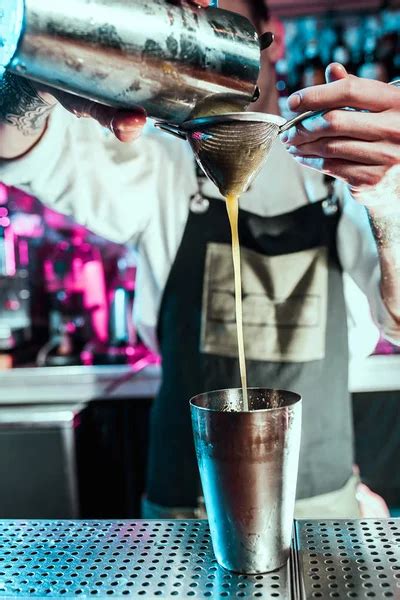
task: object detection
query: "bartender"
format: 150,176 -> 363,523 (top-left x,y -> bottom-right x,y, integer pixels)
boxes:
0,0 -> 400,519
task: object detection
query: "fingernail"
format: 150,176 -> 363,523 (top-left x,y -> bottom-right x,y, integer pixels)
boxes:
280,132 -> 289,143
287,145 -> 298,154
288,92 -> 302,111
115,128 -> 142,143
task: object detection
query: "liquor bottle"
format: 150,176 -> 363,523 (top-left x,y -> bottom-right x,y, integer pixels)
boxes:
331,23 -> 351,72
346,20 -> 365,77
301,38 -> 326,88
379,9 -> 400,82
392,33 -> 400,80
275,57 -> 289,98
376,32 -> 397,82
358,32 -> 388,82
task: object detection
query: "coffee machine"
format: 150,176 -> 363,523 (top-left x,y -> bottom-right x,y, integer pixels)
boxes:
37,226 -> 108,367
82,246 -> 141,366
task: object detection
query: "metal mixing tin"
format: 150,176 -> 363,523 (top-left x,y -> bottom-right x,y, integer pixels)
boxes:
5,0 -> 262,124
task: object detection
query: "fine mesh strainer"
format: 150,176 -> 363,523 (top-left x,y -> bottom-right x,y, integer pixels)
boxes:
156,110 -> 323,197
157,78 -> 400,197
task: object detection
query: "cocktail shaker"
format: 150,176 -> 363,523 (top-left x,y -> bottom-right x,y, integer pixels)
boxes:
0,0 -> 268,124
191,388 -> 302,574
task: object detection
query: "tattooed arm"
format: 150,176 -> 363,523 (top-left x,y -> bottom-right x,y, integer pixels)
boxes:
0,73 -> 54,133
0,73 -> 56,159
0,73 -> 147,159
367,194 -> 400,328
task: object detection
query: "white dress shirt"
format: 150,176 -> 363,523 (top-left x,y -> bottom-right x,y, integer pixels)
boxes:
0,106 -> 392,355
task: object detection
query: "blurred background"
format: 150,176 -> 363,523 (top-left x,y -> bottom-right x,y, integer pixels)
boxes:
1,0 -> 400,520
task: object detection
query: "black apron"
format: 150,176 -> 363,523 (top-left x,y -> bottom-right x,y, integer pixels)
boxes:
146,186 -> 354,508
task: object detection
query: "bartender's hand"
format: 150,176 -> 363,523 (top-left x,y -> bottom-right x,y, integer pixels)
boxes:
283,64 -> 400,330
0,0 -> 212,159
281,63 -> 400,198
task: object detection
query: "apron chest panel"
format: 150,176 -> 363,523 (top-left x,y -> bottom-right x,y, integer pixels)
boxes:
201,242 -> 328,363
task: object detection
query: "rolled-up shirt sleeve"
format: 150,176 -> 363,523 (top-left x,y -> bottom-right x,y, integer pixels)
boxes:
337,183 -> 400,344
0,106 -> 159,244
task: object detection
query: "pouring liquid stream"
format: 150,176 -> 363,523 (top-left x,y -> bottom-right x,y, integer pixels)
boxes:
225,193 -> 249,411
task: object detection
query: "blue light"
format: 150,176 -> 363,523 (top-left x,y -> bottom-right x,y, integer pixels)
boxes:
0,0 -> 24,76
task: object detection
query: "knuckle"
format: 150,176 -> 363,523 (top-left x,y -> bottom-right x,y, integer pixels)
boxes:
364,168 -> 382,187
343,77 -> 357,102
352,176 -> 368,189
324,110 -> 341,131
375,112 -> 398,142
325,140 -> 341,157
392,129 -> 400,145
295,125 -> 310,140
348,168 -> 380,189
375,138 -> 400,165
388,114 -> 400,144
385,149 -> 400,166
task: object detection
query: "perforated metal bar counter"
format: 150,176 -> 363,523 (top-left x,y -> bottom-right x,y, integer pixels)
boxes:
0,520 -> 399,599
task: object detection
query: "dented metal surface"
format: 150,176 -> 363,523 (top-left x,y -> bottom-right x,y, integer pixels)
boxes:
191,388 -> 302,574
9,0 -> 261,123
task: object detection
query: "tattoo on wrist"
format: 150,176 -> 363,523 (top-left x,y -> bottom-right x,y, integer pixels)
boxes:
368,212 -> 400,248
0,73 -> 52,135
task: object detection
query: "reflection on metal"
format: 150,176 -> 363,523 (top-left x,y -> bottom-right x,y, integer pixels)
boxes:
0,519 -> 399,598
0,520 -> 289,598
9,0 -> 260,124
0,0 -> 24,75
191,388 -> 302,574
295,519 -> 400,599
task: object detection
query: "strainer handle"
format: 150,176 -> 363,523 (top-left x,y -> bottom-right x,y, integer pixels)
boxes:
279,110 -> 327,133
154,122 -> 187,140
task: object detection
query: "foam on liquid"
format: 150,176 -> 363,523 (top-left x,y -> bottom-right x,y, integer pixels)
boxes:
225,193 -> 249,411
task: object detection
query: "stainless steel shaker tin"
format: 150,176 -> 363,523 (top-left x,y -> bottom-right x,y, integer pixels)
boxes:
191,388 -> 302,574
8,0 -> 261,124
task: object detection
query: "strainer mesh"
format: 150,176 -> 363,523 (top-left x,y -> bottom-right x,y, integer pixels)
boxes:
186,119 -> 280,197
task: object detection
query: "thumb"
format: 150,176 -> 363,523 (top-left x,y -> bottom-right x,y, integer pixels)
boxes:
325,62 -> 349,84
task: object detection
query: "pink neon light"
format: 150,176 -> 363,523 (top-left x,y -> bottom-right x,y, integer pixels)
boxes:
4,226 -> 16,276
18,239 -> 29,267
191,131 -> 203,141
0,185 -> 7,205
81,349 -> 93,366
83,260 -> 108,342
65,322 -> 77,334
11,214 -> 44,238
